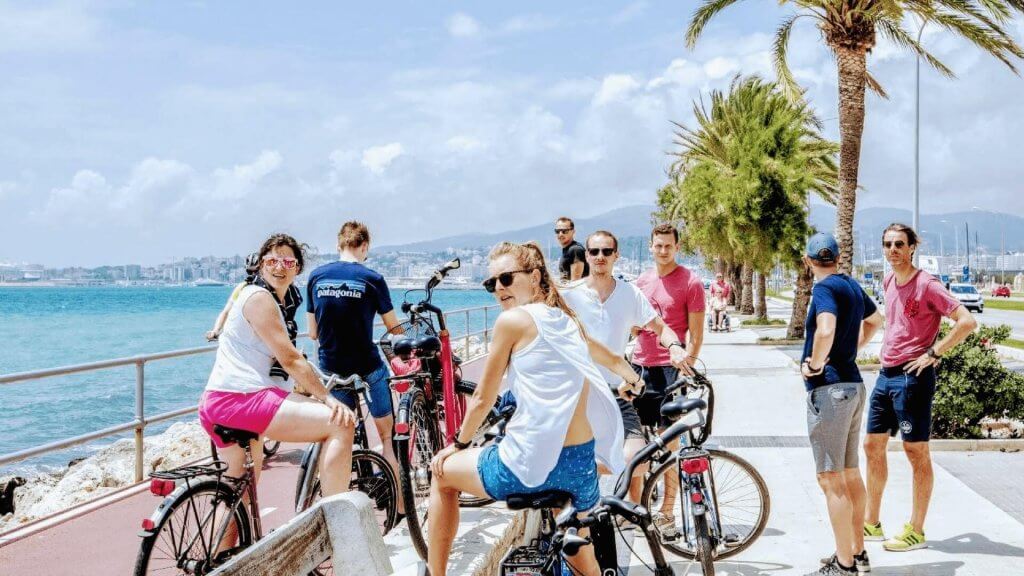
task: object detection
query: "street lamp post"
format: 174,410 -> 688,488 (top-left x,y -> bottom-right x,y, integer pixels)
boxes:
913,19 -> 927,265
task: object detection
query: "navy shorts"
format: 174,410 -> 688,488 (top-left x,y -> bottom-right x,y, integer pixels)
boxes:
478,439 -> 600,511
630,364 -> 679,429
331,364 -> 394,418
866,365 -> 936,442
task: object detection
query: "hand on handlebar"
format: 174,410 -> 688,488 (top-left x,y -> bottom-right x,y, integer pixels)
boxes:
618,378 -> 644,400
323,395 -> 356,428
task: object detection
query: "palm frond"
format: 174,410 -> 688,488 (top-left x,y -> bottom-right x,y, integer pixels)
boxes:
877,20 -> 956,77
686,0 -> 748,48
773,15 -> 807,102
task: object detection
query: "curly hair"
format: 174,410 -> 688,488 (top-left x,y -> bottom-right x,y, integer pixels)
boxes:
257,233 -> 307,274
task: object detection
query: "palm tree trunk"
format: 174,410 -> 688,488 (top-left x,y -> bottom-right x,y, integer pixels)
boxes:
740,263 -> 754,315
728,262 -> 740,307
754,272 -> 768,320
787,264 -> 813,339
833,46 -> 869,275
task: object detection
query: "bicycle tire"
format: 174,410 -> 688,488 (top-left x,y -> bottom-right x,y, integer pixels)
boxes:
134,479 -> 252,576
641,449 -> 769,560
299,450 -> 400,535
693,512 -> 716,576
396,388 -> 443,560
295,443 -> 321,512
263,439 -> 281,457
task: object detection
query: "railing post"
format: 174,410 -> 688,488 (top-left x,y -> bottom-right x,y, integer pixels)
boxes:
135,360 -> 145,482
464,309 -> 471,357
483,306 -> 490,353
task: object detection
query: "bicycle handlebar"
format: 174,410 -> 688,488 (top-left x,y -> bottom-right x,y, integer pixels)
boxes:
308,362 -> 366,393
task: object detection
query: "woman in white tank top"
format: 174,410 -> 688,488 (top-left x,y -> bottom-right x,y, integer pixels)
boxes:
197,234 -> 358,522
426,242 -> 642,576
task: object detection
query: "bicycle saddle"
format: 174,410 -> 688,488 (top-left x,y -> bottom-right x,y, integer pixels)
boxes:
213,424 -> 260,447
660,397 -> 707,421
506,490 -> 572,510
455,378 -> 477,396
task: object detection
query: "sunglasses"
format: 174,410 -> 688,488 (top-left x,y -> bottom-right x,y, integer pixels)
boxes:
587,248 -> 615,257
882,240 -> 907,249
262,255 -> 298,269
554,228 -> 573,234
482,269 -> 534,293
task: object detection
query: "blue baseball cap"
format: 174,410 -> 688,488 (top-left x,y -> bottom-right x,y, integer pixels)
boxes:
806,232 -> 839,263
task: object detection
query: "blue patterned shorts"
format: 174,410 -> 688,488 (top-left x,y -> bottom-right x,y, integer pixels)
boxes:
477,439 -> 600,511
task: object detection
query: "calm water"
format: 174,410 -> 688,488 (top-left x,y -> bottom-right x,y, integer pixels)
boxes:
0,286 -> 495,475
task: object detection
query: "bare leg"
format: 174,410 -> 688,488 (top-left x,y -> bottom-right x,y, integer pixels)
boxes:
903,442 -> 933,533
623,438 -> 647,503
817,472 -> 855,567
427,448 -> 488,576
372,413 -> 403,513
264,393 -> 356,496
863,433 -> 889,526
659,436 -> 680,515
844,467 -> 867,554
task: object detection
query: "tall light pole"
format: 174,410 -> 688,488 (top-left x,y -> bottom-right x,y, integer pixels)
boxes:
913,18 -> 927,265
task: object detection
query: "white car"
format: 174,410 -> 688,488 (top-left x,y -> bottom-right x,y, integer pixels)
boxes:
949,283 -> 984,313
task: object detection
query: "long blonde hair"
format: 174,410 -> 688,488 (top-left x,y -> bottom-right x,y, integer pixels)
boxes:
488,241 -> 588,339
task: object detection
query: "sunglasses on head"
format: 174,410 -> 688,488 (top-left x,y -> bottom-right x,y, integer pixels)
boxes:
587,248 -> 615,257
554,228 -> 573,234
882,240 -> 907,249
482,269 -> 534,293
262,255 -> 298,269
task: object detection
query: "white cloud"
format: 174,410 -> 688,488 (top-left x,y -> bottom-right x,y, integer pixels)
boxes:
446,13 -> 482,38
500,14 -> 557,34
446,136 -> 484,153
594,74 -> 641,105
546,77 -> 600,101
361,143 -> 405,175
211,151 -> 283,199
0,4 -> 101,53
610,2 -> 649,25
704,57 -> 739,79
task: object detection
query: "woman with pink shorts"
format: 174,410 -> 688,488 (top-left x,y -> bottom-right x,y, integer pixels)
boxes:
199,233 -> 356,501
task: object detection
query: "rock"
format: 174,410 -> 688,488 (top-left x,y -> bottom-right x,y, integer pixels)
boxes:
0,477 -> 26,515
0,421 -> 209,534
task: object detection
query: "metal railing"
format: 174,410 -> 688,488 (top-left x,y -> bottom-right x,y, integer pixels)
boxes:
0,304 -> 499,480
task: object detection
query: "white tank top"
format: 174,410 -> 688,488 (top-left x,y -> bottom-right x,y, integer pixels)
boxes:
206,284 -> 291,394
497,303 -> 625,487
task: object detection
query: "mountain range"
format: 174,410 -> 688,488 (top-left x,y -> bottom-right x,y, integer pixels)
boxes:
377,204 -> 1024,255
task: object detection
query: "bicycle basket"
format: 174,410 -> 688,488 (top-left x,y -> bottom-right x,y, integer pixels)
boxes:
378,317 -> 437,361
500,544 -> 546,576
150,460 -> 229,481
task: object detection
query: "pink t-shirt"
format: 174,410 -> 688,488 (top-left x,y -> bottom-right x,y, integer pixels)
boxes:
881,270 -> 962,367
633,265 -> 706,367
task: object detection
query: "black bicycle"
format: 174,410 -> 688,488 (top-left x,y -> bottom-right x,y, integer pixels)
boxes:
293,366 -> 400,536
499,396 -> 712,576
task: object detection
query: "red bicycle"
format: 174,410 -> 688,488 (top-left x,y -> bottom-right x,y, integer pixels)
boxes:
379,258 -> 501,559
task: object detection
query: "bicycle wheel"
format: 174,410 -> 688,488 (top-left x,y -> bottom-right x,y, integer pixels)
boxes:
300,450 -> 399,535
693,512 -> 716,576
134,479 -> 252,576
396,389 -> 443,560
263,439 -> 281,457
641,449 -> 769,560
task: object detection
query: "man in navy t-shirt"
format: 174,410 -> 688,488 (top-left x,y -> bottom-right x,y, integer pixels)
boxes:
307,221 -> 403,504
800,232 -> 884,576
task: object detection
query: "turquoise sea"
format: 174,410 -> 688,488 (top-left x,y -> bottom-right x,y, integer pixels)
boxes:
0,286 -> 496,475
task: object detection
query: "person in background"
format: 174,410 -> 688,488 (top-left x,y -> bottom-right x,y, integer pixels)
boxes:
800,232 -> 883,576
863,223 -> 977,552
709,272 -> 731,331
555,216 -> 589,282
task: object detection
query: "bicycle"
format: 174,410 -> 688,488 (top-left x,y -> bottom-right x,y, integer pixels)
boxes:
499,395 -> 712,576
640,378 -> 770,567
377,257 -> 488,558
293,367 -> 399,536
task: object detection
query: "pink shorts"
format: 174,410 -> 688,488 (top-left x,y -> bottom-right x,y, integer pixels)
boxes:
199,388 -> 289,448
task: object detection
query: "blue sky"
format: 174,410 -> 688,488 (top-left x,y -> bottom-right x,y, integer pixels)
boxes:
2,1 -> 1023,266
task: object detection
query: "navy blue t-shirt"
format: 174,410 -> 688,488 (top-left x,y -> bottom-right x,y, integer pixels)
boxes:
802,274 -> 877,391
306,261 -> 393,377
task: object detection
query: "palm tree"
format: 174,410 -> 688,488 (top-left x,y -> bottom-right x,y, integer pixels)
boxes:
660,76 -> 838,336
686,0 -> 1024,274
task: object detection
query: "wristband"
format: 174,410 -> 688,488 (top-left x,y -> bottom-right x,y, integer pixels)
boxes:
927,347 -> 941,359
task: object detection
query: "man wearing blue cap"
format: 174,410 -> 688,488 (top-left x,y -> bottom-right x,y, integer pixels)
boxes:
802,232 -> 884,575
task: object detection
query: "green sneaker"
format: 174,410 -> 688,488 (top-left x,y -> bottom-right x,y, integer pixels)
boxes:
883,523 -> 926,551
863,522 -> 885,542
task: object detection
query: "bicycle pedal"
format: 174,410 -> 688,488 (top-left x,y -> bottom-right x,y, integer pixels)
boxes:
722,533 -> 742,548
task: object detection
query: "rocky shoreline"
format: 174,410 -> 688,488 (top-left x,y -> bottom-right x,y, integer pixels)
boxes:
0,421 -> 209,534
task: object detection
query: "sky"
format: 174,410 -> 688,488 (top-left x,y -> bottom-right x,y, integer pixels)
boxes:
2,1 -> 1023,267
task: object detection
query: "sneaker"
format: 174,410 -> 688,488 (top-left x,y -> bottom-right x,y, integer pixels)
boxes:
806,555 -> 856,576
863,521 -> 885,542
883,523 -> 926,552
820,551 -> 871,573
652,512 -> 680,540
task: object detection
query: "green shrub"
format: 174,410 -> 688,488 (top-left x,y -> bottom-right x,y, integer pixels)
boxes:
933,323 -> 1024,439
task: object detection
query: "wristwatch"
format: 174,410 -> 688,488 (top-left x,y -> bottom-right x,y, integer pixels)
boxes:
668,341 -> 684,351
452,429 -> 470,450
927,347 -> 941,359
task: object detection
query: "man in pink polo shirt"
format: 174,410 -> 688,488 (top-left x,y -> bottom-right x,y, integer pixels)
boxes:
863,223 -> 976,553
632,223 -> 705,538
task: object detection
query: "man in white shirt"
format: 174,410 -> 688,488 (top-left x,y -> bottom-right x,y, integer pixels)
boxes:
562,230 -> 688,504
